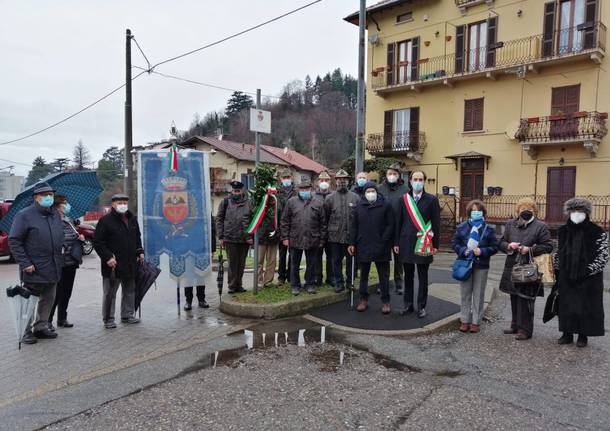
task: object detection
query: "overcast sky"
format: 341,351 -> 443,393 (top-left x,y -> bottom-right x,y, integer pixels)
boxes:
0,1 -> 369,176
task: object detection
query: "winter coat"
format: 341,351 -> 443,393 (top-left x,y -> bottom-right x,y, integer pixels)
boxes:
452,221 -> 499,270
61,217 -> 82,267
554,219 -> 608,336
315,189 -> 331,201
216,196 -> 252,244
324,190 -> 360,244
394,191 -> 441,264
498,218 -> 553,297
93,209 -> 144,279
280,195 -> 327,250
350,185 -> 365,197
278,185 -> 295,237
9,204 -> 64,284
349,194 -> 394,262
258,212 -> 279,245
378,180 -> 409,206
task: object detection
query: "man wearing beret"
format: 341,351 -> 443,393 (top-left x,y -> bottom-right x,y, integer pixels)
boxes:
9,182 -> 65,344
94,194 -> 144,328
216,181 -> 253,293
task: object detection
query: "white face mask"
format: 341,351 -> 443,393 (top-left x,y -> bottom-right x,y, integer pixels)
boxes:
570,211 -> 586,224
365,191 -> 377,203
387,174 -> 398,184
318,181 -> 330,191
115,204 -> 128,214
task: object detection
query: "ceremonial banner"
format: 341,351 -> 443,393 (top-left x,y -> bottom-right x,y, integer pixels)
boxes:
138,150 -> 212,286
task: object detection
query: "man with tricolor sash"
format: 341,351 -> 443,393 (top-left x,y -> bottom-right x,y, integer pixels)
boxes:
393,171 -> 441,318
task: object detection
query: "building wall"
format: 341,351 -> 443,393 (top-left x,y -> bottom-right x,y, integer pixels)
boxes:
0,174 -> 24,199
364,0 -> 610,199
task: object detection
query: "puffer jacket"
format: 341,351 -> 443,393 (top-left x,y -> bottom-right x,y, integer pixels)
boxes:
280,195 -> 327,250
324,190 -> 359,244
216,196 -> 252,244
9,203 -> 64,284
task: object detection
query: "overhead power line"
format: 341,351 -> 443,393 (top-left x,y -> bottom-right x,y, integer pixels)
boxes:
132,36 -> 152,71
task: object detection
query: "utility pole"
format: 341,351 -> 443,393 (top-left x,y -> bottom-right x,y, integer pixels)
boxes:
124,29 -> 134,209
355,0 -> 366,173
253,89 -> 261,295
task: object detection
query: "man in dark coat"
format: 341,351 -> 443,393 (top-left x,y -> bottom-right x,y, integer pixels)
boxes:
349,182 -> 394,314
325,169 -> 359,292
314,171 -> 334,286
555,198 -> 608,348
378,163 -> 409,295
394,171 -> 441,318
216,181 -> 252,293
277,169 -> 295,284
280,178 -> 327,295
94,193 -> 144,329
350,171 -> 368,197
9,182 -> 64,343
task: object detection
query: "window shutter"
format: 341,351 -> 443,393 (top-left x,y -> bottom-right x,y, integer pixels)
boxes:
384,110 -> 394,150
551,87 -> 565,115
551,85 -> 580,115
486,17 -> 498,67
542,2 -> 556,57
409,107 -> 420,150
583,0 -> 598,49
387,43 -> 395,86
473,98 -> 484,131
565,85 -> 580,114
410,37 -> 420,81
455,25 -> 465,73
464,100 -> 474,131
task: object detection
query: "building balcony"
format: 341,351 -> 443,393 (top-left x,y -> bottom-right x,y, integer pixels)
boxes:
366,131 -> 427,161
455,0 -> 494,15
372,22 -> 606,94
515,111 -> 608,159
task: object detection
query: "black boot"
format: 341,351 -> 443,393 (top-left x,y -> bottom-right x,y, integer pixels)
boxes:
557,333 -> 573,345
576,335 -> 588,348
184,302 -> 192,311
198,300 -> 209,309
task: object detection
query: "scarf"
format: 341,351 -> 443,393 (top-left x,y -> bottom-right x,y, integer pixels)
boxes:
560,219 -> 591,283
467,219 -> 484,250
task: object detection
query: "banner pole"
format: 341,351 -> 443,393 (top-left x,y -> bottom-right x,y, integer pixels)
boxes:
176,280 -> 181,316
253,89 -> 261,295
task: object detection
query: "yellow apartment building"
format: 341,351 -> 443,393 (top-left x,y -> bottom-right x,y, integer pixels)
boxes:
345,0 -> 610,227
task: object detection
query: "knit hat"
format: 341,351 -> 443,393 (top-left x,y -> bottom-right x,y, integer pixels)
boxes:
564,197 -> 592,215
362,181 -> 378,191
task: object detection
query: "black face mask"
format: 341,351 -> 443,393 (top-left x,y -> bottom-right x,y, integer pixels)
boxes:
520,210 -> 533,221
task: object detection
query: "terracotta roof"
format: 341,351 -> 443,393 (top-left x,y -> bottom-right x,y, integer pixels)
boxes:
182,136 -> 288,165
261,145 -> 327,174
344,0 -> 415,24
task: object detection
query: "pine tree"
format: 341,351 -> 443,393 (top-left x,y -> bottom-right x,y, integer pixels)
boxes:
225,91 -> 254,118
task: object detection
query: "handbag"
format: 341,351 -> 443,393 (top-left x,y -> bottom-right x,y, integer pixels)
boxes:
543,284 -> 559,323
533,253 -> 555,285
511,249 -> 540,285
452,255 -> 474,281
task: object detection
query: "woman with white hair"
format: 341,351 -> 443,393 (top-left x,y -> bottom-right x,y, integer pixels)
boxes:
554,198 -> 609,348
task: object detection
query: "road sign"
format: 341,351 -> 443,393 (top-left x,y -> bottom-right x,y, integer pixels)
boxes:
249,108 -> 271,134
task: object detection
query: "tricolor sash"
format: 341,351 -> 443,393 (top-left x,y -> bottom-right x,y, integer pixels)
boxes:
403,194 -> 434,256
246,186 -> 278,235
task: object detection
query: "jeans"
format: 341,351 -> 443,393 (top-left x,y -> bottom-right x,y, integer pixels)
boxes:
459,268 -> 489,325
49,265 -> 78,323
329,242 -> 354,288
403,263 -> 430,310
290,247 -> 318,289
102,277 -> 136,322
359,261 -> 390,304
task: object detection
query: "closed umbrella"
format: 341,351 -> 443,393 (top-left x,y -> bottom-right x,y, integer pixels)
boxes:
135,260 -> 161,314
0,171 -> 103,233
6,285 -> 39,350
217,248 -> 225,300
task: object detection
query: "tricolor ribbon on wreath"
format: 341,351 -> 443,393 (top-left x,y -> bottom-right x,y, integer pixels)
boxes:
403,194 -> 434,256
246,186 -> 278,235
169,144 -> 179,172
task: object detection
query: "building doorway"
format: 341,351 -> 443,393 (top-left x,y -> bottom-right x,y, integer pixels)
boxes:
546,166 -> 576,223
460,158 -> 485,217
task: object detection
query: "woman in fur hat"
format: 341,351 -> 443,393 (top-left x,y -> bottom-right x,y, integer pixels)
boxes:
554,198 -> 609,347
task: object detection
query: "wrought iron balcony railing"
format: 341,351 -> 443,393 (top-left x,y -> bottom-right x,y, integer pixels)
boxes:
372,22 -> 606,92
515,111 -> 608,158
455,0 -> 493,9
366,131 -> 426,160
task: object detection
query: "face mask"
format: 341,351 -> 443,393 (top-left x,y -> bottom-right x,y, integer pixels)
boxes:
520,210 -> 533,221
357,178 -> 367,187
318,182 -> 330,191
299,191 -> 311,200
281,179 -> 292,187
64,203 -> 72,215
231,193 -> 242,201
337,180 -> 349,190
411,181 -> 424,192
470,210 -> 484,221
115,204 -> 128,214
570,211 -> 586,224
39,196 -> 54,207
386,174 -> 398,184
365,191 -> 377,203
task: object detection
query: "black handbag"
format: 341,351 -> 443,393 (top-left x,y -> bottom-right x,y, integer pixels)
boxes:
543,284 -> 559,323
511,249 -> 540,285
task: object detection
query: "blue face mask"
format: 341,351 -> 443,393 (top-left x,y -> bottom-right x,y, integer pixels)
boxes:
39,195 -> 54,207
411,181 -> 424,192
470,210 -> 484,221
299,191 -> 311,200
281,180 -> 292,188
64,203 -> 72,214
356,178 -> 367,187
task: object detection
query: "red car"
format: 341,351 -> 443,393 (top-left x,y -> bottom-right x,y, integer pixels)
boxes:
0,201 -> 13,258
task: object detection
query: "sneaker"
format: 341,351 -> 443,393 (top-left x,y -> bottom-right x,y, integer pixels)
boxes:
306,286 -> 317,294
381,303 -> 391,314
121,317 -> 141,324
576,335 -> 588,348
417,308 -> 427,319
356,300 -> 368,312
184,302 -> 193,311
198,300 -> 209,309
57,320 -> 74,328
104,321 -> 117,329
33,328 -> 58,339
459,323 -> 470,333
21,332 -> 38,345
469,324 -> 480,333
558,333 -> 573,345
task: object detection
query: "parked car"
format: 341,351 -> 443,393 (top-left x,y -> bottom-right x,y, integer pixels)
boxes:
0,201 -> 14,259
74,219 -> 95,255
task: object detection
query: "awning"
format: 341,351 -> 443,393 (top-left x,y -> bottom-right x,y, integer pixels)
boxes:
445,151 -> 491,170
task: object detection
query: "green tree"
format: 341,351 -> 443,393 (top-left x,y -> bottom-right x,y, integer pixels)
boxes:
25,157 -> 54,186
225,91 -> 253,118
51,157 -> 70,172
101,146 -> 124,172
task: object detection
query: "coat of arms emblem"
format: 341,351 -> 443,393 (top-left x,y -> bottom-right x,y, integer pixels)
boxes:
161,176 -> 189,225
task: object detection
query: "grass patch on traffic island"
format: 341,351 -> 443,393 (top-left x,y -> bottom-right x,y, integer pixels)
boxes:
229,284 -> 337,304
